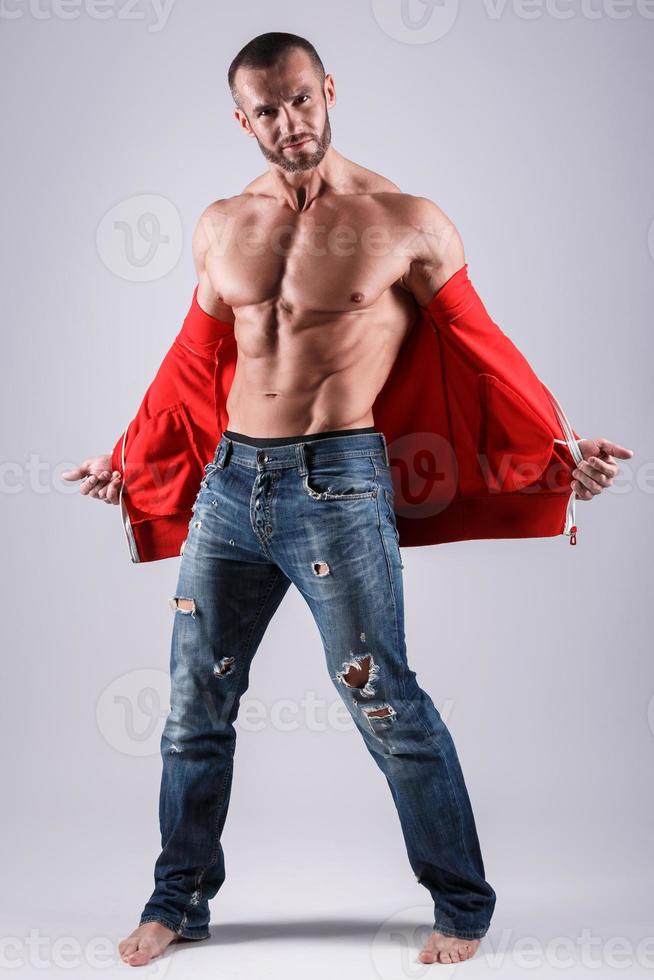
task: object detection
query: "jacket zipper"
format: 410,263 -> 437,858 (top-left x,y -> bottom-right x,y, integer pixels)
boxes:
543,385 -> 583,546
119,420 -> 140,562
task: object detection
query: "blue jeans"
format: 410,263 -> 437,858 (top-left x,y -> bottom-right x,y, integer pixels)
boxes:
139,429 -> 496,941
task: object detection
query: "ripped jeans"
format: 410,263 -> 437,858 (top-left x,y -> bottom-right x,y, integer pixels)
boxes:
139,429 -> 496,941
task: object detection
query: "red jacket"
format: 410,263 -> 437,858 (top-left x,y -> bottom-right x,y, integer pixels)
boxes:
111,264 -> 584,563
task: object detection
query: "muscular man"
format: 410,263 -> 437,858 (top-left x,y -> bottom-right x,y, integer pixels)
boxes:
63,32 -> 630,968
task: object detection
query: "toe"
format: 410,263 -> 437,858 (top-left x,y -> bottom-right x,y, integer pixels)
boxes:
126,945 -> 157,966
119,939 -> 139,960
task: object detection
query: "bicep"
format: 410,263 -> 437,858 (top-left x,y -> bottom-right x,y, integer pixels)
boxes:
192,202 -> 236,323
408,197 -> 465,269
192,200 -> 228,279
403,197 -> 467,303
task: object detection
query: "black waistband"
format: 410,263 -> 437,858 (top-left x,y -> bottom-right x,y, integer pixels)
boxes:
222,426 -> 377,448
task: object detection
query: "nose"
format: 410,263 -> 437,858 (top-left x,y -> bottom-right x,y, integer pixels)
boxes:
279,103 -> 308,135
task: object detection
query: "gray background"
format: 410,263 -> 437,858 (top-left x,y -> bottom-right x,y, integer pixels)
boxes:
2,0 -> 652,977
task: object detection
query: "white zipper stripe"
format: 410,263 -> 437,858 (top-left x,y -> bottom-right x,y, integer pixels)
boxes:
544,386 -> 583,465
542,384 -> 581,542
119,419 -> 140,563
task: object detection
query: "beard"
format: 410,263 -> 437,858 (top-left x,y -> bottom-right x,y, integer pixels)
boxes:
255,112 -> 332,173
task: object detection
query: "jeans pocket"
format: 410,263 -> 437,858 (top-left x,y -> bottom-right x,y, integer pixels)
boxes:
200,452 -> 227,492
382,487 -> 401,543
301,454 -> 378,501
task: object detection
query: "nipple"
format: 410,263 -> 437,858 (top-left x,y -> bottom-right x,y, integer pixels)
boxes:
351,292 -> 364,303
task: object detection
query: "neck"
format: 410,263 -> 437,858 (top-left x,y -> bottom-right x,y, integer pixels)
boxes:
268,145 -> 345,212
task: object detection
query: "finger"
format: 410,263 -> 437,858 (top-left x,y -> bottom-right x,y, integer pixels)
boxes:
572,468 -> 603,495
596,439 -> 634,459
105,474 -> 122,504
585,455 -> 617,478
577,460 -> 612,488
64,457 -> 95,482
62,466 -> 86,481
571,480 -> 593,500
89,474 -> 111,498
98,473 -> 120,502
82,471 -> 110,498
80,473 -> 99,496
95,471 -> 113,499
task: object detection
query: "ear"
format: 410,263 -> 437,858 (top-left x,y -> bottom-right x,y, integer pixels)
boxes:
233,107 -> 253,136
324,73 -> 336,108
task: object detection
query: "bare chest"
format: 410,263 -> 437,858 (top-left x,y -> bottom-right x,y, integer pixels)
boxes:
206,201 -> 414,316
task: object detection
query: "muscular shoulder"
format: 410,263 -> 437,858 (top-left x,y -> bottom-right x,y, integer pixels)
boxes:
392,194 -> 465,279
191,198 -> 245,320
192,195 -> 255,271
346,159 -> 404,194
381,193 -> 456,238
372,193 -> 466,299
193,195 -> 247,248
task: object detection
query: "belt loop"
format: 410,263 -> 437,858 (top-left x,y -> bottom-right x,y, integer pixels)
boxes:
379,431 -> 390,466
295,442 -> 308,477
217,437 -> 232,468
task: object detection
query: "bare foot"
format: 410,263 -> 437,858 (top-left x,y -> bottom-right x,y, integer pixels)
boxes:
418,930 -> 481,965
118,922 -> 179,966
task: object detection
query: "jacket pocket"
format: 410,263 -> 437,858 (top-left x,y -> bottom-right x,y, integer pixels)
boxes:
122,401 -> 207,516
478,373 -> 554,493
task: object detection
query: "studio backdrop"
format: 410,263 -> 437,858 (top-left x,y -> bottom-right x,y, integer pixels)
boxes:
1,1 -> 652,977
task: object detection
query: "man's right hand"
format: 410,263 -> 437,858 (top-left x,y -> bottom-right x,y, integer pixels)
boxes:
62,455 -> 122,504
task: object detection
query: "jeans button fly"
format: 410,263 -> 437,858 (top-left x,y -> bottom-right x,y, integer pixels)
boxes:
256,450 -> 268,464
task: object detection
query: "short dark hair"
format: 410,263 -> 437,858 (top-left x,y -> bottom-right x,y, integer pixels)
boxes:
228,32 -> 326,107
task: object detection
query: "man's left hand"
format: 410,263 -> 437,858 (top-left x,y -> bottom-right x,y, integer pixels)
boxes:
571,438 -> 634,500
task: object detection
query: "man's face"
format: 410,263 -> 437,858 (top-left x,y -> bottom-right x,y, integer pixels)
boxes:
233,48 -> 334,174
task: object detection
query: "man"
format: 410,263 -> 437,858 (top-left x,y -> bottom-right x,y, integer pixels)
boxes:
63,32 -> 632,967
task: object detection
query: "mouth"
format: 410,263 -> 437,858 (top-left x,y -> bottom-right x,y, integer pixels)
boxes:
283,137 -> 313,151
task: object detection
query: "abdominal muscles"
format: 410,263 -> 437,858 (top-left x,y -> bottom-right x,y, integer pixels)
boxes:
225,287 -> 417,437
